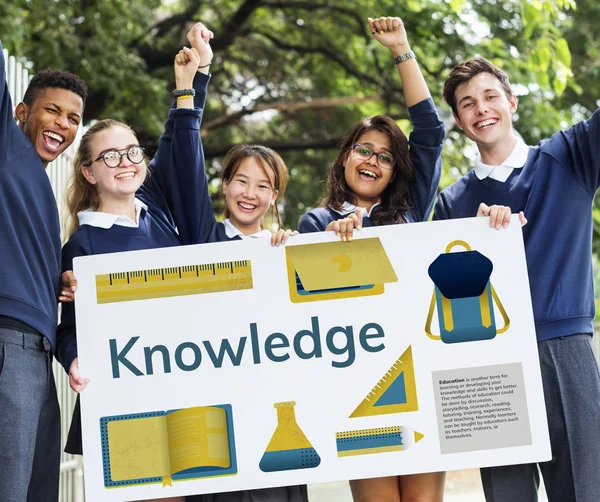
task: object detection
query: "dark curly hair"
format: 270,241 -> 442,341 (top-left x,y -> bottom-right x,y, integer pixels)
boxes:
23,69 -> 88,109
322,115 -> 414,226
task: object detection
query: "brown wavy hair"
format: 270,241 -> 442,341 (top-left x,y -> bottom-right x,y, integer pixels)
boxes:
65,119 -> 140,237
220,144 -> 289,228
322,115 -> 414,226
443,56 -> 513,115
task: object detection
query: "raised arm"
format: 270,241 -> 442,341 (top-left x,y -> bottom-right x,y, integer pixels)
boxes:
142,23 -> 218,245
370,16 -> 444,221
0,40 -> 24,163
556,108 -> 600,193
146,23 -> 212,167
369,17 -> 430,106
171,23 -> 219,244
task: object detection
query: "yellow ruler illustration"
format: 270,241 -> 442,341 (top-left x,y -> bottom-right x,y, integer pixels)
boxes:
95,260 -> 253,304
350,345 -> 418,418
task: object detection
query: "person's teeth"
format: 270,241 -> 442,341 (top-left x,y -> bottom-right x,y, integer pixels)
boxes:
44,131 -> 64,143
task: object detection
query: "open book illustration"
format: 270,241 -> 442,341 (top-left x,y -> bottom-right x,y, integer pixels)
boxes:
100,405 -> 237,488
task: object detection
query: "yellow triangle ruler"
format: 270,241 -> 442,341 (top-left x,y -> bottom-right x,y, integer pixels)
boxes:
349,345 -> 418,418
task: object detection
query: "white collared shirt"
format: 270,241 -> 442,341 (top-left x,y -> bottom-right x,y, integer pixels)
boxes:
474,138 -> 529,182
332,201 -> 381,218
223,219 -> 272,240
77,198 -> 148,229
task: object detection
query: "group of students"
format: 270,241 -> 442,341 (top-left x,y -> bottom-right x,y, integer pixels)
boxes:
1,12 -> 599,502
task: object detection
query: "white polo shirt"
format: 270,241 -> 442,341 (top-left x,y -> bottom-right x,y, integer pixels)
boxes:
223,219 -> 272,240
473,138 -> 529,182
77,198 -> 148,229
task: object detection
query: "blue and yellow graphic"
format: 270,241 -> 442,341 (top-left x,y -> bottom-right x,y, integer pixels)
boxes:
285,238 -> 397,303
426,240 -> 510,344
350,345 -> 418,418
336,425 -> 424,457
96,260 -> 253,304
259,401 -> 321,472
100,405 -> 237,488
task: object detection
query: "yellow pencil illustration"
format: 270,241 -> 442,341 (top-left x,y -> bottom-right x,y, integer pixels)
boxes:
336,425 -> 424,457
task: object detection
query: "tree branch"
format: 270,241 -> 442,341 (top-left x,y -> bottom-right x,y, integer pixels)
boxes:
201,94 -> 382,132
414,53 -> 443,81
211,0 -> 264,52
134,0 -> 262,71
204,137 -> 342,159
150,0 -> 202,39
262,1 -> 365,31
257,31 -> 381,87
129,0 -> 201,51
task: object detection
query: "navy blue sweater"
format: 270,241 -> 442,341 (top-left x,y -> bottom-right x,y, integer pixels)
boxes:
434,109 -> 600,342
0,40 -> 62,344
298,98 -> 444,232
56,73 -> 234,371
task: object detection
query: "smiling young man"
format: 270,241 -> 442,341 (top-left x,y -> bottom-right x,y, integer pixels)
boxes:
0,40 -> 87,501
434,56 -> 600,502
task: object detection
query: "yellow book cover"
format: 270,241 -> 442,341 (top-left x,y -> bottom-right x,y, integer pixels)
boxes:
100,404 -> 237,488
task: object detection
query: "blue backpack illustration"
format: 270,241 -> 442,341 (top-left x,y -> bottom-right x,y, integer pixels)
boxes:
425,240 -> 509,344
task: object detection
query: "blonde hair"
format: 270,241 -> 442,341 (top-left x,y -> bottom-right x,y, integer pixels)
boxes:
221,144 -> 289,228
65,119 -> 138,237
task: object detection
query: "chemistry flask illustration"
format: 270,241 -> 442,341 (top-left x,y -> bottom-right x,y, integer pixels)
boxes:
425,240 -> 510,343
259,401 -> 321,472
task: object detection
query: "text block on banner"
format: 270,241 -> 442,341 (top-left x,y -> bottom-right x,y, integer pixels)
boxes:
73,217 -> 550,501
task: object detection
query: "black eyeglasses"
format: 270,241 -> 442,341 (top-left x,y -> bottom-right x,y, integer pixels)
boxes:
351,143 -> 395,169
94,146 -> 145,168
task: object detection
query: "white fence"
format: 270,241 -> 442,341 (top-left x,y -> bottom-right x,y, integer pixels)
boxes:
3,46 -> 84,502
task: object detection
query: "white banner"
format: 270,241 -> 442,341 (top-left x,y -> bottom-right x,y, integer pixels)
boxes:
74,217 -> 550,501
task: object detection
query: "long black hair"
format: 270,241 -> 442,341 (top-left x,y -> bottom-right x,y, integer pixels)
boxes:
322,115 -> 414,226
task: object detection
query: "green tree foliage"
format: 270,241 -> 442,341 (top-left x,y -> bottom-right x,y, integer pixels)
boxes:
0,0 -> 594,230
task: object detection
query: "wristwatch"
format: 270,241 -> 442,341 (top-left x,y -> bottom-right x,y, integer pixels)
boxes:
393,51 -> 416,65
172,88 -> 196,98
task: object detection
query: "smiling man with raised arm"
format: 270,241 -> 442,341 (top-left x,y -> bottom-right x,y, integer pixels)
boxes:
0,40 -> 87,502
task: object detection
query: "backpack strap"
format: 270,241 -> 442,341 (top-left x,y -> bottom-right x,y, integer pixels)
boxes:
491,284 -> 510,334
425,291 -> 441,340
479,286 -> 492,327
445,240 -> 472,253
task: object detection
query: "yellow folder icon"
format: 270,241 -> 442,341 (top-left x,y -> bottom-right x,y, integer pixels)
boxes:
285,237 -> 398,303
